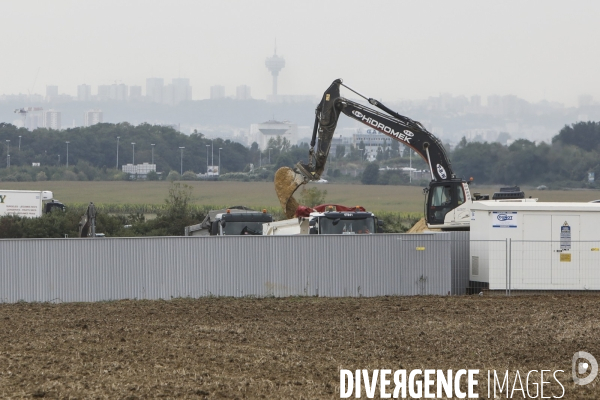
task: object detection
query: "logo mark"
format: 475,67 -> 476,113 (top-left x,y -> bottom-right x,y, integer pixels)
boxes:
497,214 -> 513,221
0,195 -> 5,203
572,351 -> 598,386
352,110 -> 363,118
436,164 -> 447,179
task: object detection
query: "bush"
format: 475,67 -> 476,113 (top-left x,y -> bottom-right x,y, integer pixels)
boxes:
146,170 -> 159,181
36,171 -> 48,181
167,171 -> 180,181
182,170 -> 197,180
16,172 -> 33,182
63,170 -> 79,181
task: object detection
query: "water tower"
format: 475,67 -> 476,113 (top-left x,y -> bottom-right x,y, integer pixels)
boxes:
265,47 -> 285,96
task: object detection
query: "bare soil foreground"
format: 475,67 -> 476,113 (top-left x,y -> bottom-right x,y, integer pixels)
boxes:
0,296 -> 599,399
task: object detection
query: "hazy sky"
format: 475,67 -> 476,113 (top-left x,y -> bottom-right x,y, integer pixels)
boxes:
0,0 -> 598,106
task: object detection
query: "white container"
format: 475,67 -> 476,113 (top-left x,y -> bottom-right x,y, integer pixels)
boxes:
470,201 -> 600,290
263,218 -> 309,235
0,190 -> 45,218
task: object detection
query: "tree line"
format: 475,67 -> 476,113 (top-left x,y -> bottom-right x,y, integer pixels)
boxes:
450,121 -> 600,187
1,121 -> 599,187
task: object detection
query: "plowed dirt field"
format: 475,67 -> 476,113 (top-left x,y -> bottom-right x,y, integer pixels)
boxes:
0,295 -> 598,399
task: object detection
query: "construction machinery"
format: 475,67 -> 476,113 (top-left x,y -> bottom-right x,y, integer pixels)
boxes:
184,206 -> 273,236
274,79 -> 527,230
263,204 -> 383,235
78,202 -> 98,238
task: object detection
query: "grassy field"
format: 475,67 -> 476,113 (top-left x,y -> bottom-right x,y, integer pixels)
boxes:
1,181 -> 599,213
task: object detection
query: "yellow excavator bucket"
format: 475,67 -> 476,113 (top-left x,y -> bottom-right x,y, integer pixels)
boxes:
274,167 -> 308,219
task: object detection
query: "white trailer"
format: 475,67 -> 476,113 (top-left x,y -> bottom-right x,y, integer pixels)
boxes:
470,201 -> 600,291
263,217 -> 310,235
0,190 -> 65,218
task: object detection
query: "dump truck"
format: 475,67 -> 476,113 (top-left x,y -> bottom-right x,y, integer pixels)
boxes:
0,190 -> 65,218
263,204 -> 383,235
184,206 -> 273,236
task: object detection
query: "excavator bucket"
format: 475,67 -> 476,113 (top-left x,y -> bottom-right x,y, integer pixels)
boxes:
274,166 -> 308,219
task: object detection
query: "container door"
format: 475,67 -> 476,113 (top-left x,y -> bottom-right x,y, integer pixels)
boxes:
522,214 -> 552,287
551,216 -> 579,286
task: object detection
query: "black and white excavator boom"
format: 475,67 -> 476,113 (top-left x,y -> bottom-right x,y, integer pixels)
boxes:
274,79 -> 479,230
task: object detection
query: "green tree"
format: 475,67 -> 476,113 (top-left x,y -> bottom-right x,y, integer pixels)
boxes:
553,121 -> 600,151
390,139 -> 400,156
267,135 -> 292,153
299,187 -> 327,207
275,152 -> 294,169
140,182 -> 197,236
167,171 -> 180,181
182,170 -> 197,180
361,163 -> 380,185
146,170 -> 159,180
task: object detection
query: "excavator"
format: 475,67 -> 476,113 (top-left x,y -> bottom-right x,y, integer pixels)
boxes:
274,79 -> 525,231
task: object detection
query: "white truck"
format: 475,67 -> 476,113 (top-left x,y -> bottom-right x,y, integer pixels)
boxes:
263,204 -> 383,235
0,190 -> 66,218
184,206 -> 274,236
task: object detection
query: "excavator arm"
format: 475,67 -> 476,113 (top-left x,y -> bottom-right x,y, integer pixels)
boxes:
275,79 -> 455,218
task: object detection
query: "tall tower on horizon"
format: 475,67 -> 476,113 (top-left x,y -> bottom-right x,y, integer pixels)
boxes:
265,45 -> 285,96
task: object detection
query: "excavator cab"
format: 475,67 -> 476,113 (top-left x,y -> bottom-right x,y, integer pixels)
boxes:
426,180 -> 466,227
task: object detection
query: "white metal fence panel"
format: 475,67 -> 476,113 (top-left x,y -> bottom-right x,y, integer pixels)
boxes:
0,233 -> 468,303
449,231 -> 470,295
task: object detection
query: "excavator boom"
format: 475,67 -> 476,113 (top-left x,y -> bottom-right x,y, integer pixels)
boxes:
274,79 -> 455,221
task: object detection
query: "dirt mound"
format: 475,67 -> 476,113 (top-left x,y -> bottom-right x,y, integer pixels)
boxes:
407,217 -> 442,233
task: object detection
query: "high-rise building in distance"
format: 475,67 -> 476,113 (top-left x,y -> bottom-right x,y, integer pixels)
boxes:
84,109 -> 103,127
129,85 -> 142,100
110,84 -> 128,101
46,85 -> 58,101
210,85 -> 225,99
236,85 -> 251,100
16,107 -> 45,131
97,85 -> 111,101
77,84 -> 91,101
172,78 -> 192,104
146,78 -> 164,103
44,109 -> 61,130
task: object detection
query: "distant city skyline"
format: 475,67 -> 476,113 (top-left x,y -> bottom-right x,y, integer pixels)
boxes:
2,81 -> 596,110
1,72 -> 597,108
0,1 -> 598,107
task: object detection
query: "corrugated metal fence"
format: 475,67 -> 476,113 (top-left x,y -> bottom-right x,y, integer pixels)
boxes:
0,232 -> 470,303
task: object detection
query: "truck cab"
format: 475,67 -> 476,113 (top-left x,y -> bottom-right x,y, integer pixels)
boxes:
45,199 -> 66,213
184,207 -> 273,236
308,209 -> 381,235
263,204 -> 383,235
212,210 -> 273,236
